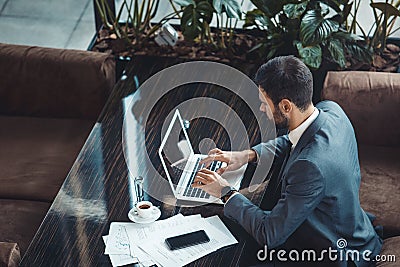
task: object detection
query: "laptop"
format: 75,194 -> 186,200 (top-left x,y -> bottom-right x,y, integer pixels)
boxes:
158,109 -> 229,204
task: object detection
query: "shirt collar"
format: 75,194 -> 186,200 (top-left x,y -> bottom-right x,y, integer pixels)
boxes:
288,108 -> 319,149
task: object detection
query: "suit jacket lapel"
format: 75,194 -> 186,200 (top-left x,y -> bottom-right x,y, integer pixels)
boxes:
280,108 -> 328,193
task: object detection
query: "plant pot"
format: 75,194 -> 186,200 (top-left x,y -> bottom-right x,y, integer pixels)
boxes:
89,23 -> 265,74
386,37 -> 400,47
312,61 -> 339,103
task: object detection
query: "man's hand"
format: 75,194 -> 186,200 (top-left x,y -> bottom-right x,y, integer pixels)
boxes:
200,148 -> 256,174
192,168 -> 230,198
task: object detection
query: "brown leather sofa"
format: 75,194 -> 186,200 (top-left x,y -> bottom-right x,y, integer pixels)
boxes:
0,43 -> 115,266
322,71 -> 400,266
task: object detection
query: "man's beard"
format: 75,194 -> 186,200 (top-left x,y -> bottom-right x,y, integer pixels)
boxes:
274,106 -> 289,130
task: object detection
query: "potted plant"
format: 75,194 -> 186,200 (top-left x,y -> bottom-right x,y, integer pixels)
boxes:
241,0 -> 374,101
92,0 -> 392,97
347,0 -> 400,72
93,0 -> 267,74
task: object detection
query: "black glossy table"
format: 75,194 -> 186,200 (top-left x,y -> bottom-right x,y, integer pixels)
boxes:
21,56 -> 275,267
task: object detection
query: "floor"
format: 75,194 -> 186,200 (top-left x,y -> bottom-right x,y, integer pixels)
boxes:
0,0 -> 95,49
0,0 -> 398,51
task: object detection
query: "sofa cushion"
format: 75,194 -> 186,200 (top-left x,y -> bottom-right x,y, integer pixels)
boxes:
0,115 -> 93,202
0,199 -> 50,256
0,43 -> 115,120
322,71 -> 400,146
376,236 -> 400,266
358,145 -> 400,239
0,242 -> 20,267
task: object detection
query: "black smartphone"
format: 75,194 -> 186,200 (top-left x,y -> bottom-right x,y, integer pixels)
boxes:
165,230 -> 210,250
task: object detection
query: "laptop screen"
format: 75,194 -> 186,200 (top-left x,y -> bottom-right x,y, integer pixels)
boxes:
159,110 -> 192,187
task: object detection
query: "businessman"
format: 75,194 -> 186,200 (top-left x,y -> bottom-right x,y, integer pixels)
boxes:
193,56 -> 382,266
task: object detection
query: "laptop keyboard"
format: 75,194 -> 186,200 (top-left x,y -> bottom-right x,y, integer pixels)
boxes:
182,159 -> 223,199
172,162 -> 186,178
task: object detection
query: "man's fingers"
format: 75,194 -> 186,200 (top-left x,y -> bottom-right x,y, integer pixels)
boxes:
200,148 -> 222,163
193,176 -> 208,186
198,168 -> 214,174
208,154 -> 230,163
199,155 -> 216,165
191,182 -> 205,188
198,169 -> 219,182
216,166 -> 227,174
195,170 -> 216,183
199,154 -> 217,165
208,148 -> 222,155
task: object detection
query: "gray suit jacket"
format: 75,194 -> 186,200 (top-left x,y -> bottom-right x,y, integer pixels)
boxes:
224,101 -> 382,266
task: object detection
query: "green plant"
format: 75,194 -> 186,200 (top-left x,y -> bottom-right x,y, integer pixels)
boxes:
95,0 -> 180,48
173,0 -> 242,49
244,0 -> 372,69
348,0 -> 400,53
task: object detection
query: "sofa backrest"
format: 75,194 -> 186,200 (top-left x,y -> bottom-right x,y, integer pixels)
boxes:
322,71 -> 400,147
0,43 -> 115,120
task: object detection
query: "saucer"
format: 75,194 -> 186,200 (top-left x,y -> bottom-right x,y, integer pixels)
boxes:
128,207 -> 161,224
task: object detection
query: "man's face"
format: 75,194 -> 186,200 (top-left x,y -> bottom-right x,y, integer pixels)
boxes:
258,88 -> 289,129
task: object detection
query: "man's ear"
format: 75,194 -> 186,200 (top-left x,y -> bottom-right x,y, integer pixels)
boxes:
279,99 -> 292,114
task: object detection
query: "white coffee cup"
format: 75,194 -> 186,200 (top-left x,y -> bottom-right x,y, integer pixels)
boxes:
136,201 -> 158,219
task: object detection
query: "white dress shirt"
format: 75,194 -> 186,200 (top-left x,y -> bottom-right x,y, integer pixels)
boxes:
288,108 -> 319,150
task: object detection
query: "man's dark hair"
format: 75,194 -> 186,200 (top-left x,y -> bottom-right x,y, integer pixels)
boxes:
254,55 -> 313,112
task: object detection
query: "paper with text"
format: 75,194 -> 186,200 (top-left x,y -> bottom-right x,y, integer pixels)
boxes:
104,214 -> 237,267
138,215 -> 237,267
103,236 -> 138,267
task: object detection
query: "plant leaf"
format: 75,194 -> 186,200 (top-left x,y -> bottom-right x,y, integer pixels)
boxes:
250,0 -> 287,17
244,9 -> 277,30
333,31 -> 364,42
247,42 -> 264,53
371,2 -> 400,18
330,2 -> 353,24
341,2 -> 353,23
328,39 -> 346,68
197,1 -> 214,23
213,0 -> 242,18
181,5 -> 198,39
284,2 -> 308,19
180,1 -> 213,40
344,43 -> 373,64
300,9 -> 340,45
295,40 -> 322,69
319,0 -> 342,12
174,0 -> 195,7
266,47 -> 278,59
